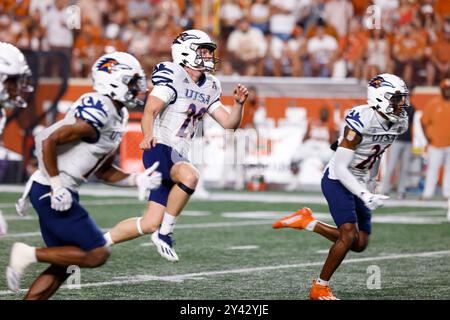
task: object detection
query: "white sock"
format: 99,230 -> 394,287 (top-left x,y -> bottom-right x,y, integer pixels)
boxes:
316,277 -> 329,286
103,232 -> 114,247
159,212 -> 177,235
306,220 -> 318,232
11,243 -> 37,274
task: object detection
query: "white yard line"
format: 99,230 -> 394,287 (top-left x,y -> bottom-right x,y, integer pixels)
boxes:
1,249 -> 449,296
0,185 -> 447,208
0,220 -> 271,239
228,245 -> 259,250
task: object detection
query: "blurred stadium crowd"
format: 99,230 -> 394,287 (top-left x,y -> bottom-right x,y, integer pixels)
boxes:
0,0 -> 449,86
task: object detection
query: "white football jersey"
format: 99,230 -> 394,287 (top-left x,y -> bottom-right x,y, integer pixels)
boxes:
34,92 -> 128,191
150,61 -> 222,157
327,104 -> 408,185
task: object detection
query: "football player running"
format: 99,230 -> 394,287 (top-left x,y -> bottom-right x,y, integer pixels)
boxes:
6,52 -> 162,299
104,30 -> 249,262
0,42 -> 34,236
273,74 -> 410,300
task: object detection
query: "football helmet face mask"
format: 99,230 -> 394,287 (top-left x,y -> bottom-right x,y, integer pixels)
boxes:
0,42 -> 33,109
171,30 -> 219,72
91,52 -> 147,108
367,73 -> 409,123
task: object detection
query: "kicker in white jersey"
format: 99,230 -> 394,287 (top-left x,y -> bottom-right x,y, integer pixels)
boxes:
327,104 -> 408,185
34,92 -> 128,191
150,61 -> 222,158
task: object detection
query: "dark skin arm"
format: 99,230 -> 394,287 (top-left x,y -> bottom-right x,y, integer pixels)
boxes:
94,155 -> 130,184
339,126 -> 362,150
42,118 -> 97,177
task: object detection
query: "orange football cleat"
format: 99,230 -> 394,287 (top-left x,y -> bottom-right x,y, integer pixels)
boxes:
272,207 -> 315,229
309,280 -> 339,300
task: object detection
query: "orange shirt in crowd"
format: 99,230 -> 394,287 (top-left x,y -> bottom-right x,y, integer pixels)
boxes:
431,35 -> 450,63
434,0 -> 450,18
0,0 -> 29,16
393,33 -> 426,60
351,0 -> 371,17
339,31 -> 368,62
421,96 -> 450,148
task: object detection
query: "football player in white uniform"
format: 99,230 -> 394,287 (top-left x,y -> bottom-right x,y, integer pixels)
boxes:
273,74 -> 409,300
104,30 -> 249,262
0,42 -> 34,236
5,52 -> 162,299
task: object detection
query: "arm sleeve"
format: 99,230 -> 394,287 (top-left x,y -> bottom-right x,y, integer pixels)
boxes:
344,110 -> 364,135
150,85 -> 176,105
334,147 -> 368,198
151,63 -> 177,104
74,95 -> 109,129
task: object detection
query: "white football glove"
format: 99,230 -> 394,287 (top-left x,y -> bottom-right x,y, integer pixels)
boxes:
367,179 -> 379,194
51,188 -> 73,211
136,161 -> 162,201
360,191 -> 389,210
15,197 -> 31,216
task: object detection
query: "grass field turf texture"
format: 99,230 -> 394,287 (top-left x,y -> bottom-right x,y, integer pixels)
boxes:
0,191 -> 449,300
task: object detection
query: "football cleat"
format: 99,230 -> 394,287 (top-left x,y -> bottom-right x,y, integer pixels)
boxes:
6,266 -> 20,292
151,231 -> 179,262
6,242 -> 34,292
272,207 -> 315,230
309,280 -> 339,300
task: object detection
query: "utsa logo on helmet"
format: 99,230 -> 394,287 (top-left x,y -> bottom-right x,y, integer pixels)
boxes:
173,32 -> 200,44
96,58 -> 131,74
369,76 -> 394,89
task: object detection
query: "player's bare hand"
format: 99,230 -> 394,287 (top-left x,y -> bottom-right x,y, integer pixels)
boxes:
233,84 -> 249,105
139,135 -> 157,150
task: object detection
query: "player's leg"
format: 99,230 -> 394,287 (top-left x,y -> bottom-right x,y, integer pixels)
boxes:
274,169 -> 350,243
7,243 -> 110,295
397,142 -> 412,197
310,169 -> 363,299
105,201 -> 166,245
442,147 -> 450,199
444,148 -> 450,220
380,142 -> 402,194
347,193 -> 372,252
6,182 -> 110,294
309,222 -> 357,300
104,144 -> 172,245
320,223 -> 358,280
24,265 -> 69,300
146,161 -> 198,262
161,161 -> 198,229
423,146 -> 444,199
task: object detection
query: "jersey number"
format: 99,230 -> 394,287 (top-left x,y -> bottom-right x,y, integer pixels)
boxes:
176,103 -> 206,138
355,144 -> 390,170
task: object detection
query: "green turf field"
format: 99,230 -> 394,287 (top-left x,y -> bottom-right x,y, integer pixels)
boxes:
1,191 -> 449,300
